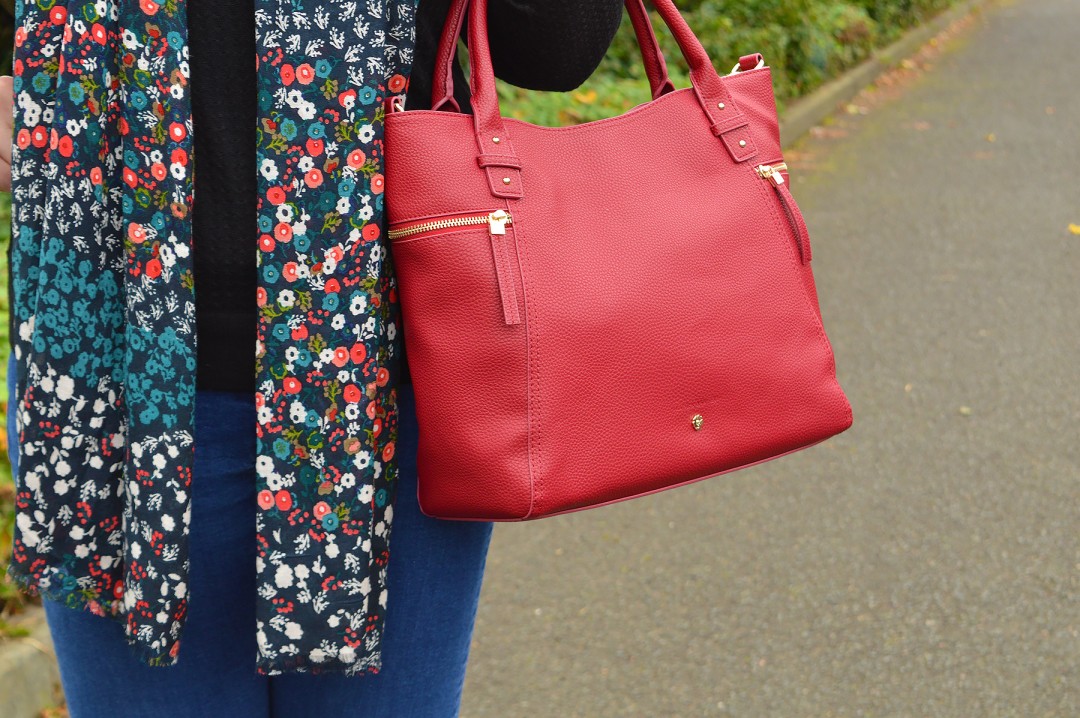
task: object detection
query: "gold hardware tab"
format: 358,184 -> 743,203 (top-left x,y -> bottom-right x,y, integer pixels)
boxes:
755,162 -> 788,186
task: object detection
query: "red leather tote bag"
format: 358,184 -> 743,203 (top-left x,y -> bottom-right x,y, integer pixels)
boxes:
384,0 -> 853,520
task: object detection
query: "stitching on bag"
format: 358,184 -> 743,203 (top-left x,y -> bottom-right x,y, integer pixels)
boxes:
509,198 -> 540,520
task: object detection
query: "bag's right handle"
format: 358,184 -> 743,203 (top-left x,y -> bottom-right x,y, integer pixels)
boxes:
431,0 -> 676,112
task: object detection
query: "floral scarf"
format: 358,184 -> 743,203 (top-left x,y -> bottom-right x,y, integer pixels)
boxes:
8,0 -> 418,675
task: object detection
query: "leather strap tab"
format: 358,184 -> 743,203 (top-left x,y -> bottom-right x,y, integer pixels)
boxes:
738,53 -> 764,72
719,129 -> 758,162
709,114 -> 750,137
490,229 -> 522,324
478,154 -> 523,170
774,181 -> 812,264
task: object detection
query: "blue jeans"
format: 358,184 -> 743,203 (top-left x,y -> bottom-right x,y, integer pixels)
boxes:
6,353 -> 494,717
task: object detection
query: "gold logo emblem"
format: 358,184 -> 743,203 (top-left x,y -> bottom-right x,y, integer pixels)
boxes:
691,414 -> 704,431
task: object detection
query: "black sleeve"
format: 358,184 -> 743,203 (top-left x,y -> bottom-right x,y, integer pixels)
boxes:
406,0 -> 625,111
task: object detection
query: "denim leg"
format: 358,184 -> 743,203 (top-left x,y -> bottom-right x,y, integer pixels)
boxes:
269,383 -> 495,718
5,358 -> 272,718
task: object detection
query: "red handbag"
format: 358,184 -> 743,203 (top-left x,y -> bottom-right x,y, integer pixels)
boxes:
384,0 -> 852,520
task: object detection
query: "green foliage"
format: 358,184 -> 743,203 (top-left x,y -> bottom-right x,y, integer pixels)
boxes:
498,0 -> 957,124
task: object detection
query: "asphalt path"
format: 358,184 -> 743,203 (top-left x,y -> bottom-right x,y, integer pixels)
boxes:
460,0 -> 1079,715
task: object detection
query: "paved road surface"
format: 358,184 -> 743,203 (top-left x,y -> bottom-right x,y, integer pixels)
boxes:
460,0 -> 1079,715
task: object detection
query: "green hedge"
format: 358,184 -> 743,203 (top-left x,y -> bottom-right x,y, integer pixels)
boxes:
499,0 -> 956,125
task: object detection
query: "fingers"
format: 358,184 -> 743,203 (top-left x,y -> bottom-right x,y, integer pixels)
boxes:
1,75 -> 12,192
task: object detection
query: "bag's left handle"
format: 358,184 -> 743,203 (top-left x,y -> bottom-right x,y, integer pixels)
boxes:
430,0 -> 676,112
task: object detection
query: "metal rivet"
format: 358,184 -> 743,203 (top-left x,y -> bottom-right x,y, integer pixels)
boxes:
691,414 -> 704,431
502,177 -> 512,185
492,137 -> 501,144
717,102 -> 726,110
738,139 -> 747,148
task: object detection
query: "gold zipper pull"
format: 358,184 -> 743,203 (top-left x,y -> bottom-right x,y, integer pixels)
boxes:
489,210 -> 511,235
755,163 -> 788,186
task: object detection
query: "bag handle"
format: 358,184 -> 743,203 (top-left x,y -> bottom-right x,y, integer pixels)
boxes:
430,0 -> 759,199
431,0 -> 676,112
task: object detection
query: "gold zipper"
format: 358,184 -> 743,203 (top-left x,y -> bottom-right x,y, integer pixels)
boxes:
755,162 -> 789,186
388,210 -> 513,240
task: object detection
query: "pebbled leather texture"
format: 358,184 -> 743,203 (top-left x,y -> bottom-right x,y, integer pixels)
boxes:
386,0 -> 852,521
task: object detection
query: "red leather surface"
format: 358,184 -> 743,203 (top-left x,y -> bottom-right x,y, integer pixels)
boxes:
386,0 -> 852,520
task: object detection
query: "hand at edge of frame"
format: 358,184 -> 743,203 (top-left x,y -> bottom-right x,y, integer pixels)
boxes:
1,75 -> 13,193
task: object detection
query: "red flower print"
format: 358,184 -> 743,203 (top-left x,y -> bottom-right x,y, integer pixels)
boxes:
140,0 -> 160,15
151,163 -> 168,181
257,287 -> 268,307
259,234 -> 276,253
123,168 -> 138,188
388,74 -> 407,93
145,259 -> 162,279
275,491 -> 293,512
128,224 -> 147,244
280,65 -> 295,85
16,129 -> 31,150
258,490 -> 275,510
347,149 -> 366,169
91,23 -> 107,44
313,502 -> 331,519
274,223 -> 293,242
362,224 -> 380,242
283,377 -> 302,394
324,278 -> 340,293
305,169 -> 323,188
342,384 -> 362,404
282,262 -> 299,282
169,123 -> 187,142
296,64 -> 316,85
338,89 -> 357,107
49,6 -> 67,24
350,343 -> 366,364
58,135 -> 74,158
331,348 -> 349,367
382,442 -> 395,462
290,325 -> 308,341
267,187 -> 287,205
372,418 -> 383,438
31,126 -> 47,148
306,138 -> 324,156
327,245 -> 343,263
375,367 -> 389,387
171,148 -> 189,166
371,174 -> 385,194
